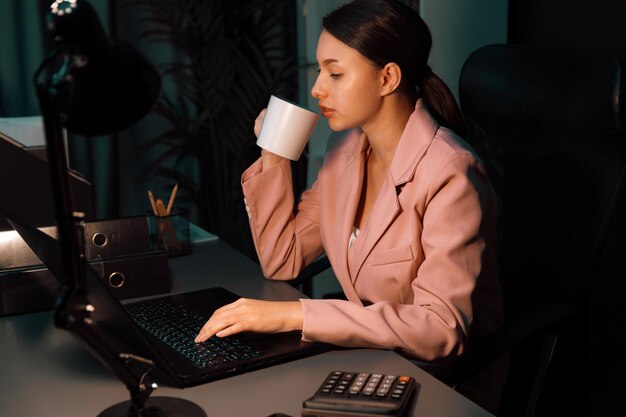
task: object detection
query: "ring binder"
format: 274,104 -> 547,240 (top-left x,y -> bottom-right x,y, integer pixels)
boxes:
1,215 -> 173,316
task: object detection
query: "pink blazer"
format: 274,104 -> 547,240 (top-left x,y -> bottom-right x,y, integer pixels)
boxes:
242,100 -> 503,362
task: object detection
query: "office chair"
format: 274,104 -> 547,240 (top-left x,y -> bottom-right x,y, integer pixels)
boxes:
437,44 -> 626,417
288,255 -> 331,297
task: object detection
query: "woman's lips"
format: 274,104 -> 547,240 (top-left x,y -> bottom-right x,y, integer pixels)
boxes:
319,105 -> 335,118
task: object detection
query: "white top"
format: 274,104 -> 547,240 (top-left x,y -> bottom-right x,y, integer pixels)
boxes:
348,226 -> 361,249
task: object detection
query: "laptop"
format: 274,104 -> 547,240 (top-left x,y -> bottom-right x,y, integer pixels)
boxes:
1,208 -> 330,388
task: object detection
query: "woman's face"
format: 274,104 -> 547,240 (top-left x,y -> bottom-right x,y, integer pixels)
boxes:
311,31 -> 385,132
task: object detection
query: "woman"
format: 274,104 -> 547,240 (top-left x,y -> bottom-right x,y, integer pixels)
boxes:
197,0 -> 504,410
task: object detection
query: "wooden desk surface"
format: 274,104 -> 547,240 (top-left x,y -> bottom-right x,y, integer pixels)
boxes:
0,240 -> 493,417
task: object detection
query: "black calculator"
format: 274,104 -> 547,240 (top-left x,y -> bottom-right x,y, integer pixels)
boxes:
301,371 -> 418,416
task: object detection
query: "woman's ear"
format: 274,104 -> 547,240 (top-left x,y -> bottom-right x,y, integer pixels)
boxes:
379,62 -> 402,96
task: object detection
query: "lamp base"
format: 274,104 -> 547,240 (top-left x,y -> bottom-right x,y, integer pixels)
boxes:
97,396 -> 207,417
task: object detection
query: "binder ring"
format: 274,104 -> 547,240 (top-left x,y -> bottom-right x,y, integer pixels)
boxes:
108,272 -> 125,288
92,232 -> 108,247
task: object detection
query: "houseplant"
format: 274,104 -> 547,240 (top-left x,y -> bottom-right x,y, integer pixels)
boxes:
122,0 -> 301,259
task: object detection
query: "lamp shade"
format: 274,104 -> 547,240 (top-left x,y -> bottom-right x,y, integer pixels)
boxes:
46,0 -> 161,136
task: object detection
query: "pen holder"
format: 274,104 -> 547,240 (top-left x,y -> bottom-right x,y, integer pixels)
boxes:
147,207 -> 192,257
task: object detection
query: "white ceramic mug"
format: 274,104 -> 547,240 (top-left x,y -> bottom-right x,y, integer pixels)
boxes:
256,95 -> 319,161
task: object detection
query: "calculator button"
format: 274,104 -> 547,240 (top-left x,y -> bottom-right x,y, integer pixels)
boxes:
304,371 -> 416,417
315,371 -> 414,403
349,381 -> 364,394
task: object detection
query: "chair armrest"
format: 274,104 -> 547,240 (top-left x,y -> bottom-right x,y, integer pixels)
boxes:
287,255 -> 331,289
436,303 -> 576,387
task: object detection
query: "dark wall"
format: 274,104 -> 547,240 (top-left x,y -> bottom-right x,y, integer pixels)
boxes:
508,2 -> 625,417
510,0 -> 626,65
112,0 -> 301,261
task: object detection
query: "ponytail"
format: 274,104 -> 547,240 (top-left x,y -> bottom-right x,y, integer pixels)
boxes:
421,70 -> 467,138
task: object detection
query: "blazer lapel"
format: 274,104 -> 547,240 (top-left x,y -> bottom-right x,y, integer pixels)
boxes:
348,173 -> 400,282
348,100 -> 439,282
329,131 -> 369,297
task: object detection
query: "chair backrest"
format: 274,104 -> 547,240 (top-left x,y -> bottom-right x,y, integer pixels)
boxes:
459,44 -> 625,417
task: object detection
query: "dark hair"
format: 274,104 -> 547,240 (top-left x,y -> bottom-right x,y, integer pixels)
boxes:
322,0 -> 466,137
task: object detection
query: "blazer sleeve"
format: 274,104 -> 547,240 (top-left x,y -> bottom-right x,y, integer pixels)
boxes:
300,152 -> 497,362
241,157 -> 325,279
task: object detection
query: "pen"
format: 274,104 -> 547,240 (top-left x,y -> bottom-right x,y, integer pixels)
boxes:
166,183 -> 178,215
148,190 -> 158,215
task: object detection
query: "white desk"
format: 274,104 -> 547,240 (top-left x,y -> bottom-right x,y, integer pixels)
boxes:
0,240 -> 493,417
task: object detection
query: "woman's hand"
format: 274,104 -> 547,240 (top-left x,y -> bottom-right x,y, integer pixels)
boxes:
194,298 -> 303,343
253,109 -> 266,138
261,149 -> 284,170
254,108 -> 285,170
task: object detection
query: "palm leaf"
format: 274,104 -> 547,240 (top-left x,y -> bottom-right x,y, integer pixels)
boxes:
120,0 -> 299,258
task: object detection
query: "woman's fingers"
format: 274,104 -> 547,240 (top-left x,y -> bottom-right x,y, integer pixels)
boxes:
215,322 -> 246,338
194,299 -> 243,342
254,109 -> 267,137
194,299 -> 303,343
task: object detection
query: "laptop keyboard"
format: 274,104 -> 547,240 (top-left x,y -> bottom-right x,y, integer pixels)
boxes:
127,299 -> 260,368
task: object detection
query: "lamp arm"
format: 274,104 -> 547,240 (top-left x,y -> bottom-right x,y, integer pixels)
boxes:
36,78 -> 88,329
32,3 -> 203,414
36,74 -> 162,416
33,47 -> 64,86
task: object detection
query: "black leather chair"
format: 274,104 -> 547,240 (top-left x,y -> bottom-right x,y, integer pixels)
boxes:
441,44 -> 626,417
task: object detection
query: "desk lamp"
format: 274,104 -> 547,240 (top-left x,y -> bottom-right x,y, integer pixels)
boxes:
33,1 -> 205,416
